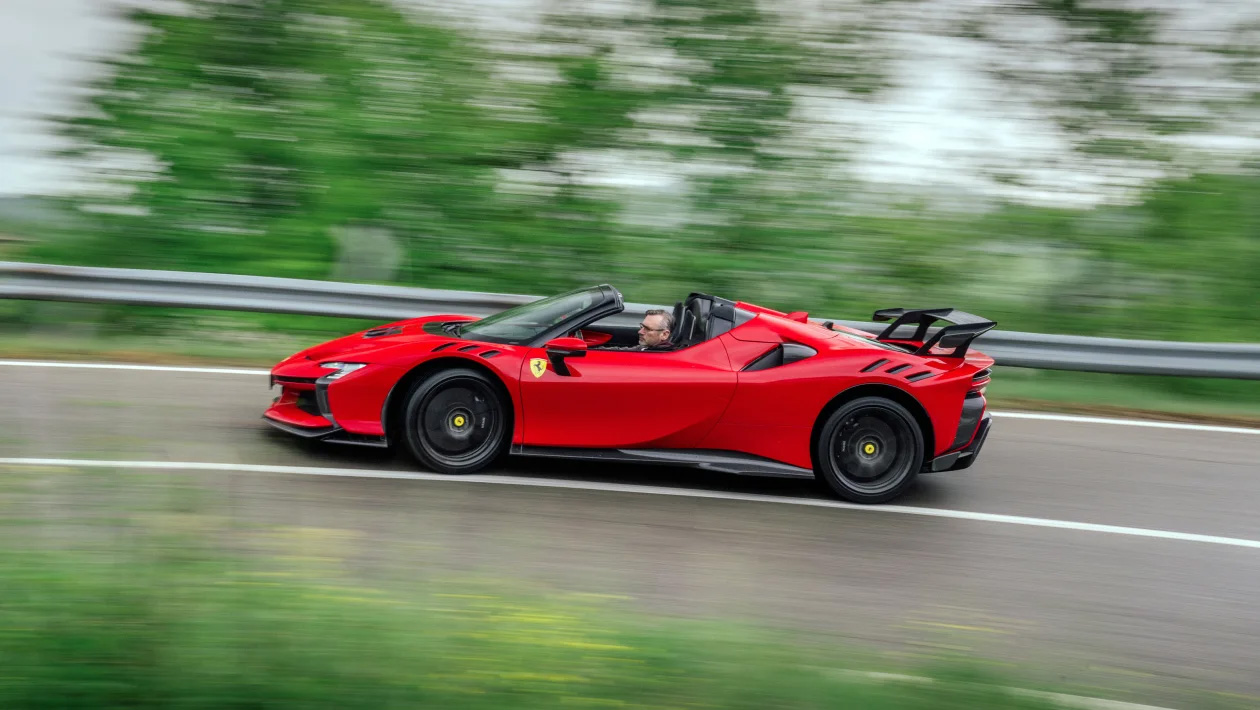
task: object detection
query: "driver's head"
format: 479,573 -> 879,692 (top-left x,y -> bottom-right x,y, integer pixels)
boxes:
639,309 -> 673,347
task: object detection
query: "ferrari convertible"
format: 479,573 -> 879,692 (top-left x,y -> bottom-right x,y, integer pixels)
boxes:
265,286 -> 996,503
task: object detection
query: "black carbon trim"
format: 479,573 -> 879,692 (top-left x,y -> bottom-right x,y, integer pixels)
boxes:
509,446 -> 814,479
263,416 -> 388,448
925,452 -> 961,472
947,414 -> 991,470
861,358 -> 890,373
323,432 -> 390,448
951,392 -> 986,449
314,380 -> 337,427
922,413 -> 993,473
295,390 -> 321,417
742,345 -> 783,372
744,343 -> 818,372
273,376 -> 317,385
262,416 -> 337,438
783,343 -> 817,364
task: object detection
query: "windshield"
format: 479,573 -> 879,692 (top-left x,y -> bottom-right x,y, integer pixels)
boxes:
459,286 -> 610,344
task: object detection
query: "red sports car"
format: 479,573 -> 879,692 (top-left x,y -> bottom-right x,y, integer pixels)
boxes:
265,287 -> 995,503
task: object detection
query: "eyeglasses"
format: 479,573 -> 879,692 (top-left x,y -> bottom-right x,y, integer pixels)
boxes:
639,323 -> 666,332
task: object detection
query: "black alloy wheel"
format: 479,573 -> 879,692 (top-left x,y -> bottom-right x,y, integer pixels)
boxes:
403,368 -> 509,474
815,396 -> 924,503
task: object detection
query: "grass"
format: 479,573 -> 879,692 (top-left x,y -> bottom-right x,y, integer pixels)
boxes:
0,466 -> 1251,710
0,559 -> 1069,710
0,519 -> 1178,710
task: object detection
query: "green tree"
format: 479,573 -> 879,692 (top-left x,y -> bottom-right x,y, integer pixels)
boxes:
42,0 -> 509,283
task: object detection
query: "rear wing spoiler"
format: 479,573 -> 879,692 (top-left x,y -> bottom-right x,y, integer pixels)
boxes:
871,308 -> 996,358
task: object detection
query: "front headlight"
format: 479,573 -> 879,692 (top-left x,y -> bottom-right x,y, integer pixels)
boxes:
318,362 -> 368,380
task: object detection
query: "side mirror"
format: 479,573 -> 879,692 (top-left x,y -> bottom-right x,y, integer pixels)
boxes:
543,336 -> 587,377
544,337 -> 587,357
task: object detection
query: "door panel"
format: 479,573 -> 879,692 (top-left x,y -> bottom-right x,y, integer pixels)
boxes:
519,339 -> 735,448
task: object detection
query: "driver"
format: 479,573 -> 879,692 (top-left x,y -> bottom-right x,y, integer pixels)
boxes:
635,309 -> 674,350
595,308 -> 675,351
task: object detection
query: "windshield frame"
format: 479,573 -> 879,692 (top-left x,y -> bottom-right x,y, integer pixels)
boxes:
457,285 -> 623,346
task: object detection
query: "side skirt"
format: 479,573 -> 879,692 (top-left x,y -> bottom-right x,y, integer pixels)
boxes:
510,445 -> 815,479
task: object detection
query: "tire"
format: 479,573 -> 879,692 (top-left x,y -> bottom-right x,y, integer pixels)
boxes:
402,368 -> 509,474
814,396 -> 924,504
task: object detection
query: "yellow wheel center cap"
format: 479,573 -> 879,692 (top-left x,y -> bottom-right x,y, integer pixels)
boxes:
863,443 -> 877,455
453,415 -> 466,427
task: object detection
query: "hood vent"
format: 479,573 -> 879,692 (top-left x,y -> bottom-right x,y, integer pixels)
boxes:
363,326 -> 403,338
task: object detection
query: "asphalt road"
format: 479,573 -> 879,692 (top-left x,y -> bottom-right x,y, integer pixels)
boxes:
3,364 -> 1260,707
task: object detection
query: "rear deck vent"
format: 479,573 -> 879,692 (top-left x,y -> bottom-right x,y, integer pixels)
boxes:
478,350 -> 501,359
886,364 -> 911,374
861,358 -> 890,373
432,342 -> 456,352
906,370 -> 934,382
457,344 -> 480,352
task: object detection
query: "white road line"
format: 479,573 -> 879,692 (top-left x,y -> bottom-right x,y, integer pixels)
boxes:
0,360 -> 269,376
2,359 -> 1257,435
834,671 -> 1176,710
990,411 -> 1260,435
4,457 -> 1259,551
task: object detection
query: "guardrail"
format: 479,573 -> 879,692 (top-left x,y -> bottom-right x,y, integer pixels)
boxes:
3,261 -> 1258,379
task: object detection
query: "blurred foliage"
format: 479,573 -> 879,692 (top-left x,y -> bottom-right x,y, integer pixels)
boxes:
10,0 -> 1260,342
0,529 -> 1115,710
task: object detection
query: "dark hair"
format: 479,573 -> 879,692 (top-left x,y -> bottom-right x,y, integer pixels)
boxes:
644,308 -> 674,332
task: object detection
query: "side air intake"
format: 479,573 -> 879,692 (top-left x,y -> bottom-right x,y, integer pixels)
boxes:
741,343 -> 818,372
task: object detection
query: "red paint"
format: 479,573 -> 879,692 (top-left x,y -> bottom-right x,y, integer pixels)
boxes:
580,330 -> 613,346
265,298 -> 994,471
519,338 -> 735,448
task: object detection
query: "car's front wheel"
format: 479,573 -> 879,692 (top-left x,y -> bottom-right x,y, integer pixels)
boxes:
815,396 -> 924,504
402,368 -> 509,474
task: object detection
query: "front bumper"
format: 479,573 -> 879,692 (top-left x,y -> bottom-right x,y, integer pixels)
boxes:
922,412 -> 992,472
264,372 -> 388,448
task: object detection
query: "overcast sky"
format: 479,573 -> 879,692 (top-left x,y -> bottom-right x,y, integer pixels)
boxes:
2,0 -> 1257,206
1,1 -> 135,196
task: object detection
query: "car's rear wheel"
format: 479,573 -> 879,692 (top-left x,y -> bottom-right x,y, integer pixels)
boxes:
402,368 -> 509,474
815,396 -> 924,504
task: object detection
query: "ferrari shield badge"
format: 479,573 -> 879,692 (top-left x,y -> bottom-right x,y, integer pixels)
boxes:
529,358 -> 548,378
